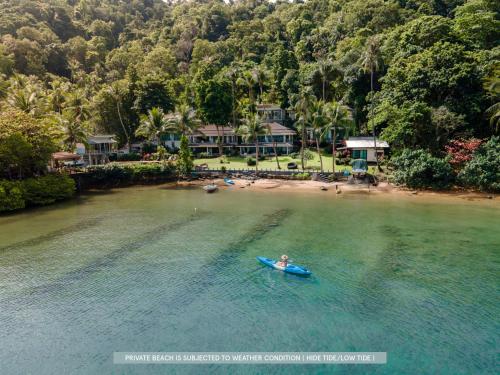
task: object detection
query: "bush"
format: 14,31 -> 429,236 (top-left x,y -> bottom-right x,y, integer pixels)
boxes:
391,149 -> 454,189
86,162 -> 175,186
0,180 -> 25,211
290,152 -> 299,159
292,172 -> 311,180
246,157 -> 256,166
458,137 -> 500,192
109,153 -> 142,162
23,174 -> 76,206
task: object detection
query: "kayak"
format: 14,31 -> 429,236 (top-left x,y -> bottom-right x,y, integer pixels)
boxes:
224,178 -> 235,185
256,256 -> 312,276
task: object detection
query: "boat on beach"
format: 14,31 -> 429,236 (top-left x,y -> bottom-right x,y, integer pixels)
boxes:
203,184 -> 218,193
224,178 -> 235,185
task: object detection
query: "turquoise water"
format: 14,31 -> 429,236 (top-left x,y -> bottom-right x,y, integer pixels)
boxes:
0,186 -> 498,374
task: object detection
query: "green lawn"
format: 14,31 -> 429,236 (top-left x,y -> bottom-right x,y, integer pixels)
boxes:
194,151 -> 377,174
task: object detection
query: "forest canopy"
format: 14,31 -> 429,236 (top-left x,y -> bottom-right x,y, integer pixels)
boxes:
0,0 -> 498,153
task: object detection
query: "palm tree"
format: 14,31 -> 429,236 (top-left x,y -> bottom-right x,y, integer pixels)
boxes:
165,104 -> 201,137
64,90 -> 91,123
317,59 -> 331,101
252,66 -> 268,102
135,107 -> 167,148
225,65 -> 239,128
53,113 -> 89,152
322,101 -> 353,175
360,35 -> 382,170
107,83 -> 131,152
310,99 -> 329,172
238,114 -> 267,174
237,71 -> 256,104
266,123 -> 281,169
293,87 -> 315,170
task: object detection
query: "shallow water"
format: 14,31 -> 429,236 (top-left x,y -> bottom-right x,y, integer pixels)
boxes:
0,186 -> 498,374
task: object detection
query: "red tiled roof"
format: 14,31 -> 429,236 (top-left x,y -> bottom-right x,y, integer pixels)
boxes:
265,122 -> 296,135
197,125 -> 235,137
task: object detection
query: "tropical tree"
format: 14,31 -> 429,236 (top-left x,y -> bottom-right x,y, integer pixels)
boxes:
252,66 -> 268,102
310,99 -> 329,172
293,87 -> 315,169
322,101 -> 354,175
238,114 -> 267,174
237,70 -> 256,104
52,113 -> 89,152
266,123 -> 281,170
107,83 -> 131,152
360,35 -> 382,170
165,104 -> 201,137
135,107 -> 167,148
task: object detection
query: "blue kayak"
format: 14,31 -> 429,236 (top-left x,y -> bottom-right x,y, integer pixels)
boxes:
257,256 -> 312,276
224,178 -> 235,185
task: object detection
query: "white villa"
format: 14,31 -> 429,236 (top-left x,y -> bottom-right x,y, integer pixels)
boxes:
76,135 -> 117,165
343,137 -> 389,162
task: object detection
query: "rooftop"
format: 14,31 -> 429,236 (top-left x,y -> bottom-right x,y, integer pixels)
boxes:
196,125 -> 235,137
345,137 -> 389,148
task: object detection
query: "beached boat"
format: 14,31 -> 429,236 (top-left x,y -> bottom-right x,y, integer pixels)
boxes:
257,256 -> 312,276
203,184 -> 218,193
224,178 -> 235,185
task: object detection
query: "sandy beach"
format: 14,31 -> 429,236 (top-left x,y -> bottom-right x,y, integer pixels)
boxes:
175,178 -> 498,202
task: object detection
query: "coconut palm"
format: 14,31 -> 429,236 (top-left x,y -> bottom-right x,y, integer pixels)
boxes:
322,101 -> 353,175
293,87 -> 315,169
310,99 -> 329,172
165,104 -> 201,137
252,66 -> 268,102
64,89 -> 91,123
53,113 -> 89,152
225,65 -> 239,128
135,107 -> 168,147
237,70 -> 256,104
266,123 -> 281,169
238,114 -> 267,174
107,83 -> 131,152
360,35 -> 383,170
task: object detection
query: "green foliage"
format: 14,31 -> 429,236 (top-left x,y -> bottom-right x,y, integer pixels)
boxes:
0,179 -> 24,211
194,76 -> 232,126
177,135 -> 193,176
0,108 -> 58,178
22,174 -> 75,206
391,149 -> 454,189
246,157 -> 256,166
458,137 -> 500,192
86,162 -> 175,187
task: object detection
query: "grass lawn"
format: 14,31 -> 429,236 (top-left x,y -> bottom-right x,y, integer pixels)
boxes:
194,151 -> 377,174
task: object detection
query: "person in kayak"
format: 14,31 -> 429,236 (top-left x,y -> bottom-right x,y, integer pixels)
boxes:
276,255 -> 289,267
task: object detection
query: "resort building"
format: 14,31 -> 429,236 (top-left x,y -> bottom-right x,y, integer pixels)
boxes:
343,137 -> 389,162
76,135 -> 117,166
256,103 -> 295,125
238,122 -> 296,156
188,125 -> 238,155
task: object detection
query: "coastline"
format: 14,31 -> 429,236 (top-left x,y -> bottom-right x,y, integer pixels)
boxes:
175,178 -> 498,202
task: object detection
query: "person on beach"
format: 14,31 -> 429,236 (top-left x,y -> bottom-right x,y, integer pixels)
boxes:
277,255 -> 288,267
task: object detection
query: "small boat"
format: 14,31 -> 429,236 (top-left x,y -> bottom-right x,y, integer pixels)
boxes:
256,256 -> 312,276
320,186 -> 328,191
224,178 -> 235,185
203,184 -> 218,193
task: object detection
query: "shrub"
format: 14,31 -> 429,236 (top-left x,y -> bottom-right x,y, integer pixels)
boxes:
292,172 -> 311,180
109,153 -> 142,162
246,157 -> 256,166
0,180 -> 25,211
22,174 -> 76,206
290,152 -> 299,159
86,162 -> 175,186
458,137 -> 500,192
391,149 -> 454,189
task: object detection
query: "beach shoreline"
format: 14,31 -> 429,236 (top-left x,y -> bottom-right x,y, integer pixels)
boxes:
175,178 -> 498,202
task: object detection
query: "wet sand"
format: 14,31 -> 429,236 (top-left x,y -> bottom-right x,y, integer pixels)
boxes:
176,178 -> 498,202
